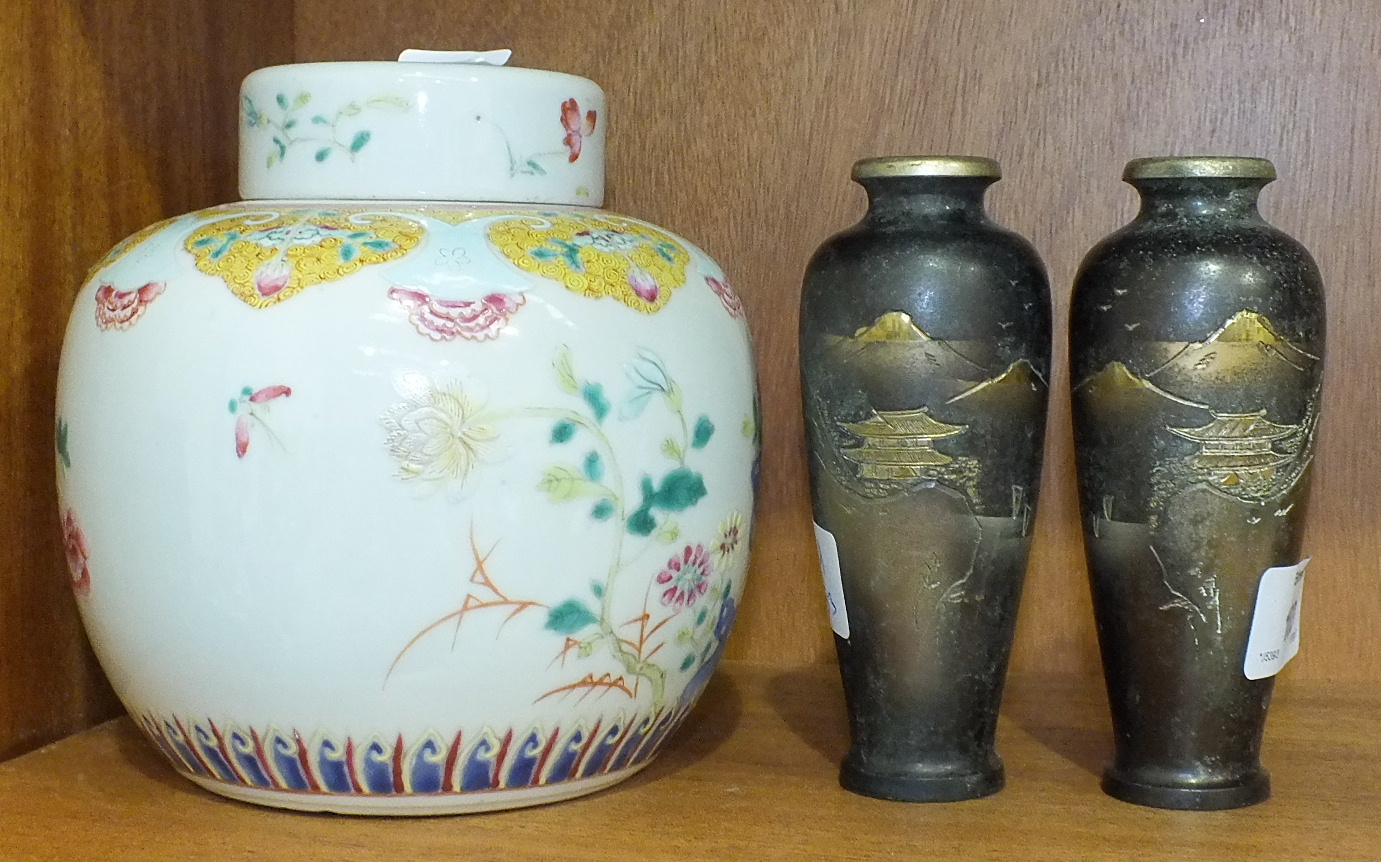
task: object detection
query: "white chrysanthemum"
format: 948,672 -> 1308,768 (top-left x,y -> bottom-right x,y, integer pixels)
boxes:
382,374 -> 497,484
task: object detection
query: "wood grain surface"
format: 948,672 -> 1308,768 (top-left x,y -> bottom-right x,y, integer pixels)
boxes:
293,0 -> 1380,684
0,662 -> 1377,861
4,0 -> 1380,761
0,1 -> 293,759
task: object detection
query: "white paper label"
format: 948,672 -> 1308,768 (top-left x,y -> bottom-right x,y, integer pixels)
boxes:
1243,558 -> 1309,680
813,522 -> 850,639
397,49 -> 513,66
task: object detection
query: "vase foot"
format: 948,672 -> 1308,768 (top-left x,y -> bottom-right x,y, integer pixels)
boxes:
183,758 -> 653,816
839,761 -> 1004,803
1101,768 -> 1270,810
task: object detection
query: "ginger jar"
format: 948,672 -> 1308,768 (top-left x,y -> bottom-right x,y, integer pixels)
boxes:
56,52 -> 758,814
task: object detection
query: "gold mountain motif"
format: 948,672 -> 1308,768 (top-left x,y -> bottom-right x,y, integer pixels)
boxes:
947,358 -> 1045,403
1148,310 -> 1319,379
839,408 -> 967,479
851,310 -> 934,342
1075,361 -> 1207,407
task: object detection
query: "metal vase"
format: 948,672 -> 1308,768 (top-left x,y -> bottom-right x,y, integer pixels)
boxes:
1070,156 -> 1325,810
801,156 -> 1052,802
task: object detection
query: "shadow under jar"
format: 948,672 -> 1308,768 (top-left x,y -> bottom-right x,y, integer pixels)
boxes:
1070,156 -> 1325,810
800,156 -> 1051,802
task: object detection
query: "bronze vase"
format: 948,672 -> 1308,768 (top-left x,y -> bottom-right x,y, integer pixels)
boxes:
1070,157 -> 1325,810
800,156 -> 1051,802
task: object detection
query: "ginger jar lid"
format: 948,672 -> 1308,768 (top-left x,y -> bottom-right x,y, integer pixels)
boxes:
239,49 -> 605,205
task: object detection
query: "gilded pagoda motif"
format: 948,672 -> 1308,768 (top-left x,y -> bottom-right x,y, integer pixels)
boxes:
1168,410 -> 1299,495
839,408 -> 967,480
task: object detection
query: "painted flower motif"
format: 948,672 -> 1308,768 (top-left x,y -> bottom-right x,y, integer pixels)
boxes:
253,259 -> 292,298
627,264 -> 660,304
94,281 -> 165,330
388,287 -> 526,342
61,508 -> 91,597
560,98 -> 597,163
382,375 -> 497,484
571,229 -> 640,253
656,544 -> 712,609
713,512 -> 745,567
706,276 -> 744,319
229,385 -> 293,458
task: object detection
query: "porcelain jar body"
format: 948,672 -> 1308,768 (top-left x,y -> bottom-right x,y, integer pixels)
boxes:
1070,157 -> 1324,810
56,60 -> 757,815
800,158 -> 1051,802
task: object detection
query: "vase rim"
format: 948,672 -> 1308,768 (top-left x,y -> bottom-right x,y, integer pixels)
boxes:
1124,157 -> 1276,181
852,156 -> 1001,180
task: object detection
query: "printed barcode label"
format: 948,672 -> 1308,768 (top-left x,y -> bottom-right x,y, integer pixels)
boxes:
1243,558 -> 1309,680
813,522 -> 850,639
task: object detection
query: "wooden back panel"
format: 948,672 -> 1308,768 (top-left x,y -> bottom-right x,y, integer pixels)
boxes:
3,0 -> 1376,760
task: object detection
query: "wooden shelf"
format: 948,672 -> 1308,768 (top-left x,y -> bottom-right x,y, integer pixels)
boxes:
0,662 -> 1376,861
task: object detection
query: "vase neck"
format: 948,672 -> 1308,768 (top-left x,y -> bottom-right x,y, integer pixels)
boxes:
1130,177 -> 1270,222
856,176 -> 995,227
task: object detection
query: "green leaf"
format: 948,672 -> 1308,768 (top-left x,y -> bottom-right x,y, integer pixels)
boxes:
742,415 -> 755,438
680,653 -> 697,672
591,581 -> 605,598
651,468 -> 707,512
627,505 -> 656,536
697,607 -> 708,626
283,119 -> 298,130
583,451 -> 604,481
655,522 -> 680,544
661,438 -> 683,461
315,147 -> 332,162
339,243 -> 358,263
241,386 -> 253,397
338,102 -> 362,117
228,399 -> 238,414
550,420 -> 576,444
349,130 -> 371,153
666,380 -> 683,412
266,153 -> 278,169
55,420 -> 71,470
292,91 -> 311,109
553,346 -> 579,394
527,159 -> 547,175
591,499 -> 615,521
538,465 -> 602,501
691,416 -> 715,449
361,239 -> 394,252
275,92 -> 289,110
311,115 -> 329,125
366,94 -> 412,111
582,383 -> 610,422
545,600 -> 599,635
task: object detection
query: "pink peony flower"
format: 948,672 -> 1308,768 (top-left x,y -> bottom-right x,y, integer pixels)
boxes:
627,265 -> 660,305
253,259 -> 292,298
388,287 -> 525,342
706,276 -> 744,319
561,98 -> 597,163
94,282 -> 165,330
656,544 -> 712,609
61,509 -> 91,597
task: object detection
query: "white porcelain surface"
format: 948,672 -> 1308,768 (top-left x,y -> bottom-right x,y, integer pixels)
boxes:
57,55 -> 755,815
240,57 -> 605,204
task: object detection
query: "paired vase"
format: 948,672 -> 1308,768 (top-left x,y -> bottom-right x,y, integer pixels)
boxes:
800,157 -> 1052,802
802,154 -> 1322,809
